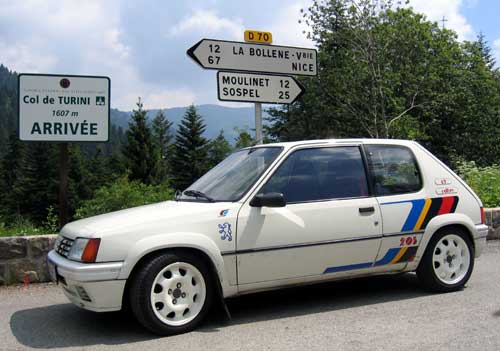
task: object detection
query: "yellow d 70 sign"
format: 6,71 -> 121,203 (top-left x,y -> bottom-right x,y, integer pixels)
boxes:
244,30 -> 272,44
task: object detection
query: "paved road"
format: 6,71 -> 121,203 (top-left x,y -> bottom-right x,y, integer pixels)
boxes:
1,242 -> 500,351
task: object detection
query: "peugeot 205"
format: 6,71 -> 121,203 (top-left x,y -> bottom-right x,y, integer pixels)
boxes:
47,139 -> 488,335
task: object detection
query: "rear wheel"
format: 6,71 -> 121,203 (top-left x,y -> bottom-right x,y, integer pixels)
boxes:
417,227 -> 474,292
129,251 -> 213,335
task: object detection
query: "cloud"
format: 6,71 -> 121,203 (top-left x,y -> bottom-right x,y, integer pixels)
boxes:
267,1 -> 315,48
409,0 -> 474,40
169,10 -> 244,40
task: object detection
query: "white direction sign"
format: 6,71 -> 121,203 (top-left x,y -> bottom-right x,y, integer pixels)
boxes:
188,39 -> 317,76
18,73 -> 110,142
217,71 -> 305,104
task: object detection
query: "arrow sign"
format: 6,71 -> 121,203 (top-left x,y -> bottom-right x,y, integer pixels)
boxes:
187,39 -> 317,76
217,71 -> 305,104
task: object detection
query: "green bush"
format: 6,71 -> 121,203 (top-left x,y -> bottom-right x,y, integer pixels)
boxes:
0,217 -> 49,237
456,161 -> 500,208
75,176 -> 174,219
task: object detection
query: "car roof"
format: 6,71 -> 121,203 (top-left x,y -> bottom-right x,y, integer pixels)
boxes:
246,138 -> 418,151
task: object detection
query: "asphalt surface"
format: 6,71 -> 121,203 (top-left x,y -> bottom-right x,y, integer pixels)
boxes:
1,242 -> 500,351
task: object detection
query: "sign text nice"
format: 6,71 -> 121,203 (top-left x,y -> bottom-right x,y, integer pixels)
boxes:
231,45 -> 315,73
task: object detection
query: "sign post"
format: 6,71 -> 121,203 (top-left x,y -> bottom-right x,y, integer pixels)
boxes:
18,73 -> 110,226
187,33 -> 317,146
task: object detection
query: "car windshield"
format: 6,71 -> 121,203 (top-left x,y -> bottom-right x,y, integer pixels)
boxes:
179,147 -> 283,202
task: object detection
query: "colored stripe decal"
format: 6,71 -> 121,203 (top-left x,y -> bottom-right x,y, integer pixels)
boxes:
382,196 -> 459,232
390,247 -> 408,264
374,247 -> 401,266
401,199 -> 425,231
421,197 -> 443,229
323,262 -> 373,274
398,246 -> 418,262
414,198 -> 432,231
438,196 -> 455,215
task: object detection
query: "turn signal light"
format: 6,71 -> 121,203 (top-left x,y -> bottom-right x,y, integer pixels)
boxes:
81,238 -> 101,263
480,207 -> 485,225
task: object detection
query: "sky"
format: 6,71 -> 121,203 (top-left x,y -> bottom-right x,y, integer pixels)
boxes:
1,0 -> 500,111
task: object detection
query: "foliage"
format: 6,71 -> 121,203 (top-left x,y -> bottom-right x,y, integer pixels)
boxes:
151,109 -> 174,183
0,217 -> 49,237
123,98 -> 157,184
207,130 -> 232,168
266,0 -> 500,166
456,161 -> 500,208
234,127 -> 255,149
170,105 -> 210,190
75,176 -> 174,219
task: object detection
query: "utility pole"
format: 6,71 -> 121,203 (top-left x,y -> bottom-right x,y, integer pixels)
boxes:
441,16 -> 448,29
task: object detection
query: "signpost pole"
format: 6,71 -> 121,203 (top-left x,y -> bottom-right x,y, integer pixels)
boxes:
59,143 -> 69,227
254,102 -> 262,144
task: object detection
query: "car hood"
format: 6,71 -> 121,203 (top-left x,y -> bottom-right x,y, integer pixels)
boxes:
60,200 -> 233,239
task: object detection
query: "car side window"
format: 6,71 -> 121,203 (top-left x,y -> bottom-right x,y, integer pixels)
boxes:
261,146 -> 368,203
365,145 -> 422,196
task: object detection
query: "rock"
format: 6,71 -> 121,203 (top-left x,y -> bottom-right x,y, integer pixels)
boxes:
0,237 -> 27,260
28,235 -> 56,258
0,264 -> 5,285
9,261 -> 39,284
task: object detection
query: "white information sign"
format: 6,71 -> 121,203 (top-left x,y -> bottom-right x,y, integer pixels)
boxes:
187,39 -> 317,76
217,71 -> 305,104
18,74 -> 110,142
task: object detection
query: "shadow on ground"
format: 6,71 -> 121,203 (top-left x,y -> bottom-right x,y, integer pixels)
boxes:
11,273 -> 431,348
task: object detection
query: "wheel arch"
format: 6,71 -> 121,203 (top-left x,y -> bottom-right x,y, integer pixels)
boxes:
413,213 -> 476,267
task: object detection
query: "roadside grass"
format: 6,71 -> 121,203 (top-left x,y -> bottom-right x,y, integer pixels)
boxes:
0,218 -> 53,237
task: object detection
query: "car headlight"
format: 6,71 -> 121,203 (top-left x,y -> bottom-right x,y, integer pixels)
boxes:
68,238 -> 101,263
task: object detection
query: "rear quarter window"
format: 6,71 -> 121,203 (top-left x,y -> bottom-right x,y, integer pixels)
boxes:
365,145 -> 422,196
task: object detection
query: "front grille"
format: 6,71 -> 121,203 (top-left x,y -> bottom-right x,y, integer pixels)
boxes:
55,236 -> 74,258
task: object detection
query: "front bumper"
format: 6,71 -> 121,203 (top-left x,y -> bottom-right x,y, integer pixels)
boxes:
47,250 -> 126,312
474,224 -> 488,257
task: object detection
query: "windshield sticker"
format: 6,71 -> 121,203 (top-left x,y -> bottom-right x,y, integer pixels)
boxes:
219,209 -> 229,217
218,222 -> 232,241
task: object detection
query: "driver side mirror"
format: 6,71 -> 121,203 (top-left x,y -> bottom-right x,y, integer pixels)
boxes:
250,192 -> 286,208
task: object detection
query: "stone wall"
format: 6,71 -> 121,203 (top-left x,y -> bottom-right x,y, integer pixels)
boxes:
0,235 -> 56,285
0,208 -> 499,285
485,208 -> 500,240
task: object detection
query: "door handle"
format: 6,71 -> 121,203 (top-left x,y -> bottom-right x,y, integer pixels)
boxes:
359,206 -> 375,214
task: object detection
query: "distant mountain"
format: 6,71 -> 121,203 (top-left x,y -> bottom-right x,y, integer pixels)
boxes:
111,104 -> 264,142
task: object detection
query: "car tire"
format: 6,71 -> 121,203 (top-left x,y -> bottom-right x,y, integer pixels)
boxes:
129,250 -> 213,335
417,227 -> 474,292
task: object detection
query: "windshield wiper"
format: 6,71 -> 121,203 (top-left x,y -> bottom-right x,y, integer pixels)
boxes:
183,190 -> 215,202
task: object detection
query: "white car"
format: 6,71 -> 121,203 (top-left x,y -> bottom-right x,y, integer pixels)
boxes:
48,139 -> 488,335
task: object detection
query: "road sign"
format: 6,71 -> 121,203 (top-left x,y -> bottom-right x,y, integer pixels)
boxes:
187,39 -> 317,76
217,71 -> 305,104
244,30 -> 272,44
18,73 -> 110,142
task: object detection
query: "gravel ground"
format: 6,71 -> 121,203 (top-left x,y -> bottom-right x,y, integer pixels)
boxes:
1,241 -> 499,351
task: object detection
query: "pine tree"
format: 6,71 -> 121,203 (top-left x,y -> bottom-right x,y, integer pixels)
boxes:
151,110 -> 173,183
0,132 -> 26,220
234,127 -> 254,149
123,98 -> 157,184
207,130 -> 232,168
170,105 -> 209,190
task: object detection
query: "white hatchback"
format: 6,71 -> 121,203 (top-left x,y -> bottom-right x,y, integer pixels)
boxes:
48,139 -> 488,335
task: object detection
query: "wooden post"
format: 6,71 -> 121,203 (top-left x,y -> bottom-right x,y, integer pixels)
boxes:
59,143 -> 69,227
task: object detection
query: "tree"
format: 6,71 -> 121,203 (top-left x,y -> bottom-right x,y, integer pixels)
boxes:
123,98 -> 157,184
0,132 -> 26,221
234,127 -> 255,149
170,105 -> 209,190
207,130 -> 232,168
151,110 -> 173,183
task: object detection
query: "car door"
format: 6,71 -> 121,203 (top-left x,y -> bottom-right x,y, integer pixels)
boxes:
236,144 -> 383,285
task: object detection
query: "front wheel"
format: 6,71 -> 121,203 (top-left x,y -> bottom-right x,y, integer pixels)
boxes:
129,251 -> 213,335
417,227 -> 474,292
